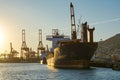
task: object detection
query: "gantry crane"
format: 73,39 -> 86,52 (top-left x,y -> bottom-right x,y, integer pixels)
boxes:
10,42 -> 13,56
10,42 -> 18,58
37,29 -> 45,58
21,29 -> 29,59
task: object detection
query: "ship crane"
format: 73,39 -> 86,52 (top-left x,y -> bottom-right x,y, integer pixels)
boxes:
21,29 -> 29,59
70,2 -> 77,40
37,29 -> 45,58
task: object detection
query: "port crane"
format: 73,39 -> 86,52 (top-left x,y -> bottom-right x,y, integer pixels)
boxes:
21,29 -> 29,59
37,29 -> 45,58
10,42 -> 18,58
10,42 -> 13,57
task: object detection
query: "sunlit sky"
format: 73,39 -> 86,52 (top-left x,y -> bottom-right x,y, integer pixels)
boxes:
0,0 -> 120,53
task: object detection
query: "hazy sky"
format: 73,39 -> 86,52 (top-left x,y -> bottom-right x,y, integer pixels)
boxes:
0,0 -> 120,53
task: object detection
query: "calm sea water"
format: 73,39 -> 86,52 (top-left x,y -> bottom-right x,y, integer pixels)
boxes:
0,63 -> 119,80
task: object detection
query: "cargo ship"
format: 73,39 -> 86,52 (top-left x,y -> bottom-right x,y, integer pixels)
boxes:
46,3 -> 98,69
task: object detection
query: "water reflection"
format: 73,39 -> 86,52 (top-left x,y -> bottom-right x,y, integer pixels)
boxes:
0,63 -> 120,80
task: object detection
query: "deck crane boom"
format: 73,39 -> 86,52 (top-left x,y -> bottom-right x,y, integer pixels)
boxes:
70,2 -> 77,40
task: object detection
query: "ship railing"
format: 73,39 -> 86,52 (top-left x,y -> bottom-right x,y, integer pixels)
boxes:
46,35 -> 70,39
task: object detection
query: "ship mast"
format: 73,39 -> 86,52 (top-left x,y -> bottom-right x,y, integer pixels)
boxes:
70,2 -> 77,40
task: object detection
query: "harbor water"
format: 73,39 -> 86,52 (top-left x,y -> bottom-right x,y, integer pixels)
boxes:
0,63 -> 120,80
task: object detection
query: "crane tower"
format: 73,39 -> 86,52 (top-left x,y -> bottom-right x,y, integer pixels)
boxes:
21,29 -> 29,59
70,2 -> 77,40
37,29 -> 45,58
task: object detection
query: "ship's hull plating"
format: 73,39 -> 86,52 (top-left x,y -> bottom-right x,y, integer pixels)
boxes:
47,58 -> 90,68
47,42 -> 98,69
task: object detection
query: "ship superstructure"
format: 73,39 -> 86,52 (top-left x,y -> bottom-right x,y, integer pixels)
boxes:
46,29 -> 70,52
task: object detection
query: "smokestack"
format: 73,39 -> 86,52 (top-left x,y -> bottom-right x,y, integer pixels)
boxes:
82,22 -> 88,43
88,27 -> 95,43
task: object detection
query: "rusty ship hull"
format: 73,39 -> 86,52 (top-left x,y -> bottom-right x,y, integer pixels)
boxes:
46,2 -> 98,69
47,41 -> 98,69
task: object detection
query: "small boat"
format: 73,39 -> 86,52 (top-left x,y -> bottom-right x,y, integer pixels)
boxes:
40,51 -> 47,64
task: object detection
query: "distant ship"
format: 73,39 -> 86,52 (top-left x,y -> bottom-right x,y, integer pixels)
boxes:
46,3 -> 98,69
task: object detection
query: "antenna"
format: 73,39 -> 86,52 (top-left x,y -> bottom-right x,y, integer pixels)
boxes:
77,16 -> 82,39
